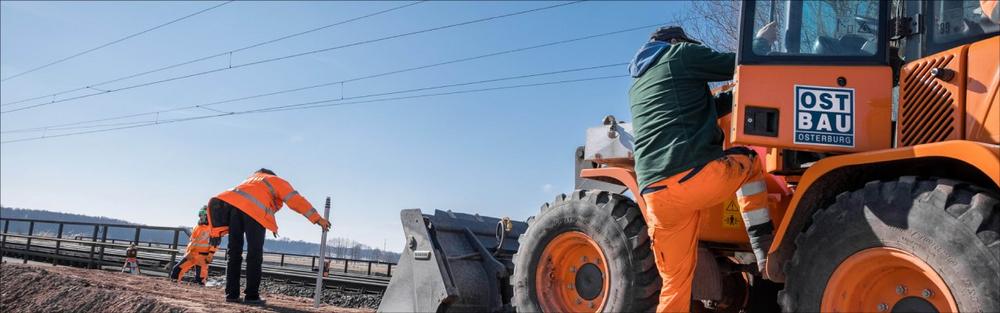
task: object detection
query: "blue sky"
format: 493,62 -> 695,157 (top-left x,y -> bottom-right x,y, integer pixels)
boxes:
0,1 -> 691,249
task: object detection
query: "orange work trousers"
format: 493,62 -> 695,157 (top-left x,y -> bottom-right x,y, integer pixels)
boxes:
175,253 -> 211,284
643,149 -> 771,312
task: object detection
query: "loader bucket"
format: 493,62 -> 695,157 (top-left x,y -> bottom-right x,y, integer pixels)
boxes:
378,209 -> 527,313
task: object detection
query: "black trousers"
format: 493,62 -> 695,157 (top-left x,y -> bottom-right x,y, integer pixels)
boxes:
209,198 -> 266,300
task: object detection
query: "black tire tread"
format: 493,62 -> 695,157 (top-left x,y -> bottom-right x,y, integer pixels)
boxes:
779,177 -> 1000,312
511,189 -> 660,313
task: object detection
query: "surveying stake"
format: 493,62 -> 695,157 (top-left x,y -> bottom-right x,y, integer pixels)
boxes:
314,196 -> 331,308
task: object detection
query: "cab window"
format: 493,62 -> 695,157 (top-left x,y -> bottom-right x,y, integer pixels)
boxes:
926,0 -> 1000,55
739,0 -> 888,65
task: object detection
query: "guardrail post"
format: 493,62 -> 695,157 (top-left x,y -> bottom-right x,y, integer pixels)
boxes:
88,225 -> 98,268
1,220 -> 9,253
387,263 -> 392,277
54,223 -> 64,265
343,259 -> 348,273
280,254 -> 285,267
97,225 -> 109,268
311,256 -> 316,271
24,221 -> 35,264
170,229 -> 180,264
367,261 -> 372,275
133,227 -> 141,245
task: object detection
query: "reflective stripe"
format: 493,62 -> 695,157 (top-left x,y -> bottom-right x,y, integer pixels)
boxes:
231,188 -> 276,216
283,190 -> 300,203
736,180 -> 767,197
303,208 -> 318,219
191,243 -> 213,248
262,179 -> 277,199
741,207 -> 771,226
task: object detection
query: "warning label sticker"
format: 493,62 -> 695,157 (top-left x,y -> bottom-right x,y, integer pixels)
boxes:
722,200 -> 741,228
794,85 -> 855,148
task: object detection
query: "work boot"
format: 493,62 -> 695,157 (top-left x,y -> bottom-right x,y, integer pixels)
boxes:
243,297 -> 267,306
225,297 -> 241,303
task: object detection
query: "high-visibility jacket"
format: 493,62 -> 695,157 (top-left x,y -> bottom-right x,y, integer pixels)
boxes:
186,224 -> 214,254
215,173 -> 320,235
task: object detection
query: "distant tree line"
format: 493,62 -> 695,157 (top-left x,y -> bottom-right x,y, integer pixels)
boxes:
0,206 -> 399,263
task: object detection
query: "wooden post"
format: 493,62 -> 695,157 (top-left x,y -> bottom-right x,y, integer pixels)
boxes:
343,259 -> 348,273
88,225 -> 98,268
97,225 -> 108,268
170,229 -> 180,264
54,223 -> 64,265
387,263 -> 392,277
0,220 -> 8,253
280,254 -> 285,266
367,261 -> 373,275
133,227 -> 141,245
314,196 -> 331,308
23,221 -> 34,264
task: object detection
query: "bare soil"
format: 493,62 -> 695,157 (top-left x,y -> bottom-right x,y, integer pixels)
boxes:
0,262 -> 372,313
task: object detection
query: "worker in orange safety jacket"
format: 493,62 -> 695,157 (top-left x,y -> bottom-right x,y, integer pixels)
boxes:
206,168 -> 331,305
170,206 -> 217,285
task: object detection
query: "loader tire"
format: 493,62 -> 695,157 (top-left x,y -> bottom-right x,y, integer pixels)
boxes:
511,190 -> 659,313
779,177 -> 1000,313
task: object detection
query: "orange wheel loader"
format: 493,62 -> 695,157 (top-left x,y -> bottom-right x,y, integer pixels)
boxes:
379,0 -> 999,312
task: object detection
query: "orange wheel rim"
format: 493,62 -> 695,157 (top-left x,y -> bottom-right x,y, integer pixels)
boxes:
822,247 -> 958,313
535,231 -> 609,313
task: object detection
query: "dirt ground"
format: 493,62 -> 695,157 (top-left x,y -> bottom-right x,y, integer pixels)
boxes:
0,262 -> 373,313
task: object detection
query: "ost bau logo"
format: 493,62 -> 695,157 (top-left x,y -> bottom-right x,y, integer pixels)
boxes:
794,85 -> 855,148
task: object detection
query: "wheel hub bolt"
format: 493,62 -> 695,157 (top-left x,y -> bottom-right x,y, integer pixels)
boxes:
576,298 -> 582,305
582,256 -> 588,263
877,303 -> 888,312
570,266 -> 576,273
896,285 -> 907,295
922,289 -> 933,298
589,301 -> 595,309
567,283 -> 573,290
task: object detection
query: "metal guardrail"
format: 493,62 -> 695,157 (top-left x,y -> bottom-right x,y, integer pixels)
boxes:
0,217 -> 394,292
73,236 -> 396,277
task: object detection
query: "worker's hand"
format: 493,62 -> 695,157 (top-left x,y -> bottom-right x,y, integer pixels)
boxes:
316,218 -> 331,232
756,21 -> 778,43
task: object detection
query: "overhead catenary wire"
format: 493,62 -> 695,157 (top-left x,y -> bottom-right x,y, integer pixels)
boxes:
2,20 -> 671,135
0,1 -> 233,83
0,1 -> 423,108
4,63 -> 626,134
1,66 -> 628,144
0,1 -> 583,113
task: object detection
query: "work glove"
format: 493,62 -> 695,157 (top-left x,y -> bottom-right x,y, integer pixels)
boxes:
316,218 -> 331,232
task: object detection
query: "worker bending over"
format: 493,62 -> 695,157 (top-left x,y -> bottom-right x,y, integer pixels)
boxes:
206,168 -> 331,305
628,26 -> 777,312
170,206 -> 217,285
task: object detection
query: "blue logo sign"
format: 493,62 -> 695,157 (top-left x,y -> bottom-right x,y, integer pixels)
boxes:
794,85 -> 855,147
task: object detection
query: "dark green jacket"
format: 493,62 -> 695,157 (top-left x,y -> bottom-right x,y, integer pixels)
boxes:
628,42 -> 736,191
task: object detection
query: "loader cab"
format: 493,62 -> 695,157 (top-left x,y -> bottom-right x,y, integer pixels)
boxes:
731,0 -> 1000,160
730,0 -> 895,159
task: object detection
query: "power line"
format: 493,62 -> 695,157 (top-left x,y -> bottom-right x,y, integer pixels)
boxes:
1,67 -> 627,144
0,1 -> 582,113
0,1 -> 423,108
0,1 -> 233,83
2,21 -> 664,135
